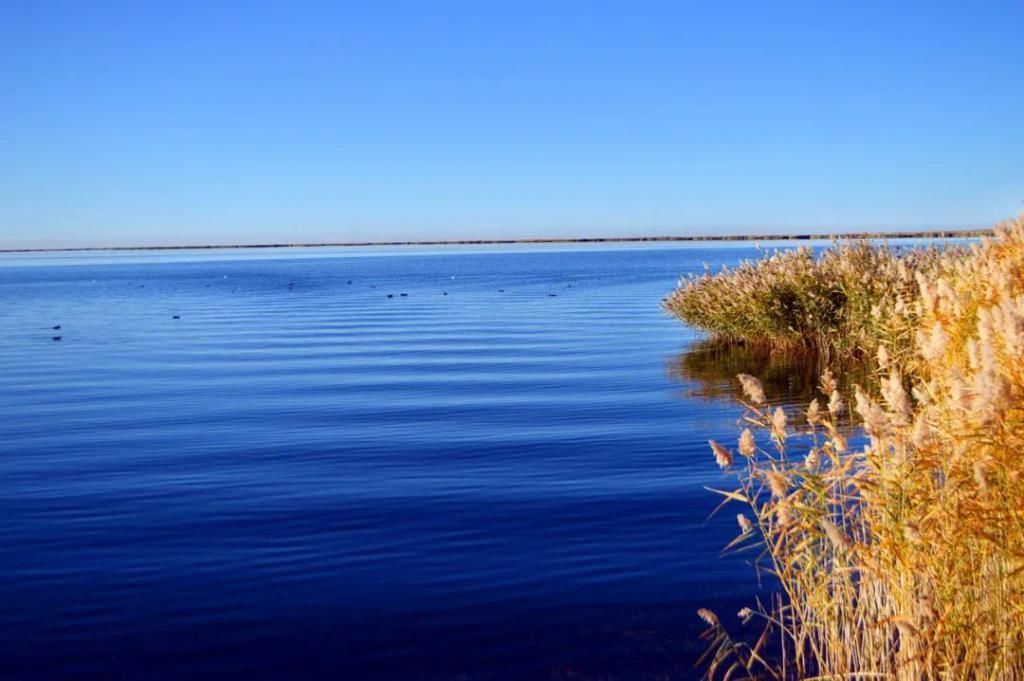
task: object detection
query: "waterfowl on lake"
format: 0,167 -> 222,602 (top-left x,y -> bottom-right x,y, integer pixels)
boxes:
52,325 -> 61,330
52,336 -> 61,341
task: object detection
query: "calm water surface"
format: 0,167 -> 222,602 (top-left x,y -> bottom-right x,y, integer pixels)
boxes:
0,244 -> 813,680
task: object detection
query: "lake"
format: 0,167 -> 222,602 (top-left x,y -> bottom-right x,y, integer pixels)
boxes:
0,244 -> 821,680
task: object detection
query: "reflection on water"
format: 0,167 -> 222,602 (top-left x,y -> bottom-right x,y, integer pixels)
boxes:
668,340 -> 871,408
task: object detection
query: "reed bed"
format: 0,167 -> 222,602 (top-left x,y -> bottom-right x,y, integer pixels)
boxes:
663,241 -> 959,361
679,217 -> 1024,679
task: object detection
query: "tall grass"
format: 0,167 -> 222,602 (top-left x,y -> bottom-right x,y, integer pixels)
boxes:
679,217 -> 1024,679
663,241 -> 959,361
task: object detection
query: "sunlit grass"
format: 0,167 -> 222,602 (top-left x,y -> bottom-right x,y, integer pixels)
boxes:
674,217 -> 1024,678
663,240 -> 961,362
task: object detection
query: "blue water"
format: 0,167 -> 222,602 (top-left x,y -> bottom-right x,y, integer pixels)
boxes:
0,245 -> 800,680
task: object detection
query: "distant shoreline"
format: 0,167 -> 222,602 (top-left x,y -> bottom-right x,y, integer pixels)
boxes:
0,229 -> 992,254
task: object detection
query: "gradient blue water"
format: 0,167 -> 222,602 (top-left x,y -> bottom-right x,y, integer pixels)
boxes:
0,245 -> 792,680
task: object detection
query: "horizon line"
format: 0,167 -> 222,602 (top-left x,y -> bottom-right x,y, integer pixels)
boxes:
0,228 -> 994,254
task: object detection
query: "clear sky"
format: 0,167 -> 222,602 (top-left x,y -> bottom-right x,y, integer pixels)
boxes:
2,1 -> 1023,248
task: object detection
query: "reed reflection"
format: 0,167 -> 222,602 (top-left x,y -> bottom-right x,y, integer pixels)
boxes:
667,340 -> 869,406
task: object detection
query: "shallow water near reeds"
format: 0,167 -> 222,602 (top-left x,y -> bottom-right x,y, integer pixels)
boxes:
0,243 -> 851,680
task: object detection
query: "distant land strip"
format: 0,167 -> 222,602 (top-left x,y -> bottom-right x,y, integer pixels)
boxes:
0,229 -> 994,254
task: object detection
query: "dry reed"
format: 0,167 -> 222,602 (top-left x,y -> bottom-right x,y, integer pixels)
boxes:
684,216 -> 1024,679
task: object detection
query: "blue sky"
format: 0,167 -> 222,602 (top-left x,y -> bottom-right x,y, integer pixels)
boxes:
2,1 -> 1023,248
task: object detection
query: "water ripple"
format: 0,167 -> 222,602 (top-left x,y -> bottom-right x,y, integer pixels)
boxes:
0,245 -> 776,680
